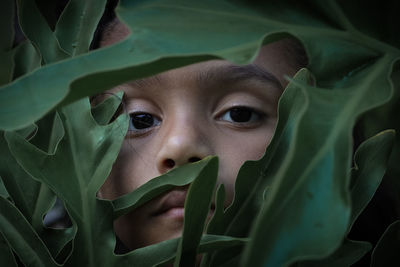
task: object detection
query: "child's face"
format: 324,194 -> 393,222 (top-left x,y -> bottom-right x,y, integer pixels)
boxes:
98,21 -> 299,250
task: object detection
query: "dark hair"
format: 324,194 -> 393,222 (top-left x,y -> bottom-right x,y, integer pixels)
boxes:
90,0 -> 119,49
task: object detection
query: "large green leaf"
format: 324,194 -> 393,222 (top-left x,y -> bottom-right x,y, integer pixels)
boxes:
55,0 -> 107,55
15,0 -> 69,64
0,131 -> 52,227
112,157 -> 216,218
0,0 -> 291,130
295,130 -> 395,266
12,40 -> 41,80
91,91 -> 124,126
349,130 -> 395,230
173,157 -> 218,267
5,97 -> 128,266
0,196 -> 59,267
241,52 -> 395,266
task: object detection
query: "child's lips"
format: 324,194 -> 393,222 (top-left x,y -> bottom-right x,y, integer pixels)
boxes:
151,189 -> 187,218
150,189 -> 216,219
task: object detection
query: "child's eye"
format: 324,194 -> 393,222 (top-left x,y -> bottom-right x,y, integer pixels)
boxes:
220,106 -> 264,124
129,113 -> 161,132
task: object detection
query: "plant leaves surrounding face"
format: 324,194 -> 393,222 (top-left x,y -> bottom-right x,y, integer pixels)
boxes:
0,0 -> 399,266
4,97 -> 128,266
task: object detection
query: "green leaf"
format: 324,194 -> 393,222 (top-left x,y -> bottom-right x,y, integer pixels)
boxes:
173,157 -> 218,267
55,0 -> 107,55
6,97 -> 128,266
1,0 -> 280,131
295,130 -> 394,267
242,50 -> 395,266
15,0 -> 69,64
91,91 -> 124,126
371,220 -> 400,267
206,184 -> 226,235
349,130 -> 395,230
0,131 -> 52,225
29,112 -> 65,154
12,40 -> 41,80
112,156 -> 216,219
0,196 -> 59,267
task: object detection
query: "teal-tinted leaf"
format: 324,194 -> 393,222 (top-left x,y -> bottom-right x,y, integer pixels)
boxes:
242,51 -> 395,266
112,156 -> 215,218
296,238 -> 371,267
55,0 -> 107,55
0,232 -> 17,267
12,40 -> 41,80
15,0 -> 69,64
173,157 -> 218,267
91,91 -> 124,126
349,130 -> 395,230
371,220 -> 400,267
295,131 -> 394,267
5,97 -> 128,266
0,196 -> 59,267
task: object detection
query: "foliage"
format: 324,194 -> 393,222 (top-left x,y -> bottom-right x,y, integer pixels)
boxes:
0,0 -> 399,266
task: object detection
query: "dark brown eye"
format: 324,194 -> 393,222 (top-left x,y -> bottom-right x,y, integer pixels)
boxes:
129,113 -> 160,131
221,107 -> 262,123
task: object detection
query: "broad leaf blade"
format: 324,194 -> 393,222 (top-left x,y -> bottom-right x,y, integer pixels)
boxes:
5,97 -> 128,267
12,40 -> 41,80
349,130 -> 395,230
0,196 -> 59,267
16,0 -> 69,64
55,0 -> 107,55
112,157 -> 215,218
173,157 -> 218,267
91,91 -> 124,126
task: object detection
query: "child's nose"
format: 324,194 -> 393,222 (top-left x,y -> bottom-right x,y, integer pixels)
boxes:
155,119 -> 212,174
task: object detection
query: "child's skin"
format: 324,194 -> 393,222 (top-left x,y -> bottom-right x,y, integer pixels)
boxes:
97,19 -> 302,250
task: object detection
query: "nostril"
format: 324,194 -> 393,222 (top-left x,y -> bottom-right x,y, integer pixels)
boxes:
164,159 -> 175,168
188,157 -> 201,163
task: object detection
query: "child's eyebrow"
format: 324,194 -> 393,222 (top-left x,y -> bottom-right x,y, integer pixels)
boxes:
197,64 -> 283,91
